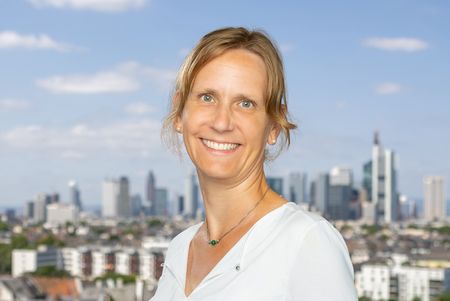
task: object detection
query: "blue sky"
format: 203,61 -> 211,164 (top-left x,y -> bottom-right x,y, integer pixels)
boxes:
0,0 -> 449,208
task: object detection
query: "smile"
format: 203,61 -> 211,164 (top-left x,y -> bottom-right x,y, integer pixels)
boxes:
201,139 -> 240,151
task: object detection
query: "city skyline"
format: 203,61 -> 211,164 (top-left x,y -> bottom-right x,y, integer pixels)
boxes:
1,1 -> 449,206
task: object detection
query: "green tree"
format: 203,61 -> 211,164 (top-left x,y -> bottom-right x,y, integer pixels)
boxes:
0,244 -> 12,273
0,235 -> 33,274
11,234 -> 33,249
95,272 -> 136,284
38,234 -> 65,247
437,292 -> 450,301
147,218 -> 163,228
29,265 -> 71,277
0,221 -> 9,231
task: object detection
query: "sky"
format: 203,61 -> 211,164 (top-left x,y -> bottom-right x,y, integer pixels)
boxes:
0,0 -> 449,209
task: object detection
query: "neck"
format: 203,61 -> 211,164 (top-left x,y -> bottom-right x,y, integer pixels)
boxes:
197,168 -> 270,239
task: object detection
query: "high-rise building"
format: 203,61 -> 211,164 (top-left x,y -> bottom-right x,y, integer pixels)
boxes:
46,203 -> 79,226
330,167 -> 352,186
119,177 -> 131,218
102,177 -> 131,218
288,172 -> 307,204
267,177 -> 283,196
68,180 -> 82,211
370,132 -> 399,224
314,173 -> 329,216
309,181 -> 316,209
130,194 -> 142,217
153,188 -> 168,216
146,171 -> 156,206
33,193 -> 48,224
24,201 -> 34,220
328,167 -> 353,220
363,161 -> 372,199
48,192 -> 59,204
423,176 -> 446,222
184,171 -> 199,218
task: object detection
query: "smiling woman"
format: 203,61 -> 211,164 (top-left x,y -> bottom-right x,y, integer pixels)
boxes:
153,27 -> 357,301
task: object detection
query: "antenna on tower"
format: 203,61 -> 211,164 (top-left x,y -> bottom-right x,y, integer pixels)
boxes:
374,131 -> 380,145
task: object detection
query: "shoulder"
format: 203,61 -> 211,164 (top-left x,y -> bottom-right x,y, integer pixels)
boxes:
278,202 -> 333,239
280,203 -> 354,275
278,203 -> 351,261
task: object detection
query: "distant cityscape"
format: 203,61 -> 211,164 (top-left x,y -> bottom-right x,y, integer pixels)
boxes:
0,132 -> 448,301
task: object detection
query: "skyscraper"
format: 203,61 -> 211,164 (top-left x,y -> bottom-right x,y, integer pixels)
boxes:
68,180 -> 82,211
33,192 -> 49,224
423,176 -> 446,222
153,188 -> 168,216
130,194 -> 142,217
184,171 -> 199,218
328,167 -> 353,220
267,177 -> 284,196
371,132 -> 399,224
314,173 -> 329,215
102,177 -> 131,218
146,171 -> 156,206
288,172 -> 307,204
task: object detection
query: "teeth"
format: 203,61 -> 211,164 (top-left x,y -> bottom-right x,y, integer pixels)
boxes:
202,139 -> 239,151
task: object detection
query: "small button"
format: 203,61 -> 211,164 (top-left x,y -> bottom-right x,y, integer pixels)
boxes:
235,264 -> 240,271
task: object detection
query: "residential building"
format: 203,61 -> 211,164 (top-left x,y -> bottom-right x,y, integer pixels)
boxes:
12,246 -> 62,277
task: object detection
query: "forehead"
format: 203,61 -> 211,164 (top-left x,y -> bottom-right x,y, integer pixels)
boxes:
192,49 -> 268,99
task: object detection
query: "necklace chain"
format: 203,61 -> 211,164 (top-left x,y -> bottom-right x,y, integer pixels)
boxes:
205,187 -> 270,247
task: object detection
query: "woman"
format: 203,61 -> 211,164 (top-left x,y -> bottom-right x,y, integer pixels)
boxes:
152,27 -> 357,300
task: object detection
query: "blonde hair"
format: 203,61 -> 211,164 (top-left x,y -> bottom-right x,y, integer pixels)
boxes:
162,27 -> 297,158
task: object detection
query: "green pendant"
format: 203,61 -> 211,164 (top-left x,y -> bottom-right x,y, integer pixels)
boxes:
209,239 -> 219,246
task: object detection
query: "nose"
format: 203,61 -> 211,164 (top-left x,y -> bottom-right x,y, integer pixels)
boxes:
211,103 -> 234,132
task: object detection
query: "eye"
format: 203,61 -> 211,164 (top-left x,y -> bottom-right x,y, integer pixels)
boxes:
200,94 -> 213,103
239,100 -> 255,109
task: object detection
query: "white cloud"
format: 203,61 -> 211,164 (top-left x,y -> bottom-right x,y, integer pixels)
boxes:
0,30 -> 78,52
27,0 -> 148,12
37,72 -> 139,94
376,82 -> 402,95
0,99 -> 30,111
125,102 -> 155,115
36,61 -> 175,94
1,119 -> 161,154
363,37 -> 428,52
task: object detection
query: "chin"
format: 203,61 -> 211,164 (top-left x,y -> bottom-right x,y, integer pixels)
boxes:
195,162 -> 240,181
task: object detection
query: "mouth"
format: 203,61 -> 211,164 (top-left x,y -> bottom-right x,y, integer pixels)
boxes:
201,138 -> 240,151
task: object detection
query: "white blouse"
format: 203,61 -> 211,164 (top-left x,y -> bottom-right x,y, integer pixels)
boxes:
150,202 -> 358,301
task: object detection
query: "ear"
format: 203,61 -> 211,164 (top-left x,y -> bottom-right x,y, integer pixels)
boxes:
267,104 -> 285,145
173,92 -> 183,133
267,123 -> 281,145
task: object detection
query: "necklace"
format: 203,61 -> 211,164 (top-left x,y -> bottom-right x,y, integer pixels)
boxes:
204,187 -> 270,247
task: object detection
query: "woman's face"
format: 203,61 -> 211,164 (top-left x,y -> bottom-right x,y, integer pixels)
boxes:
176,49 -> 278,182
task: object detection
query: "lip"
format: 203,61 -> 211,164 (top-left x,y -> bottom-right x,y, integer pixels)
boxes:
200,138 -> 241,154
